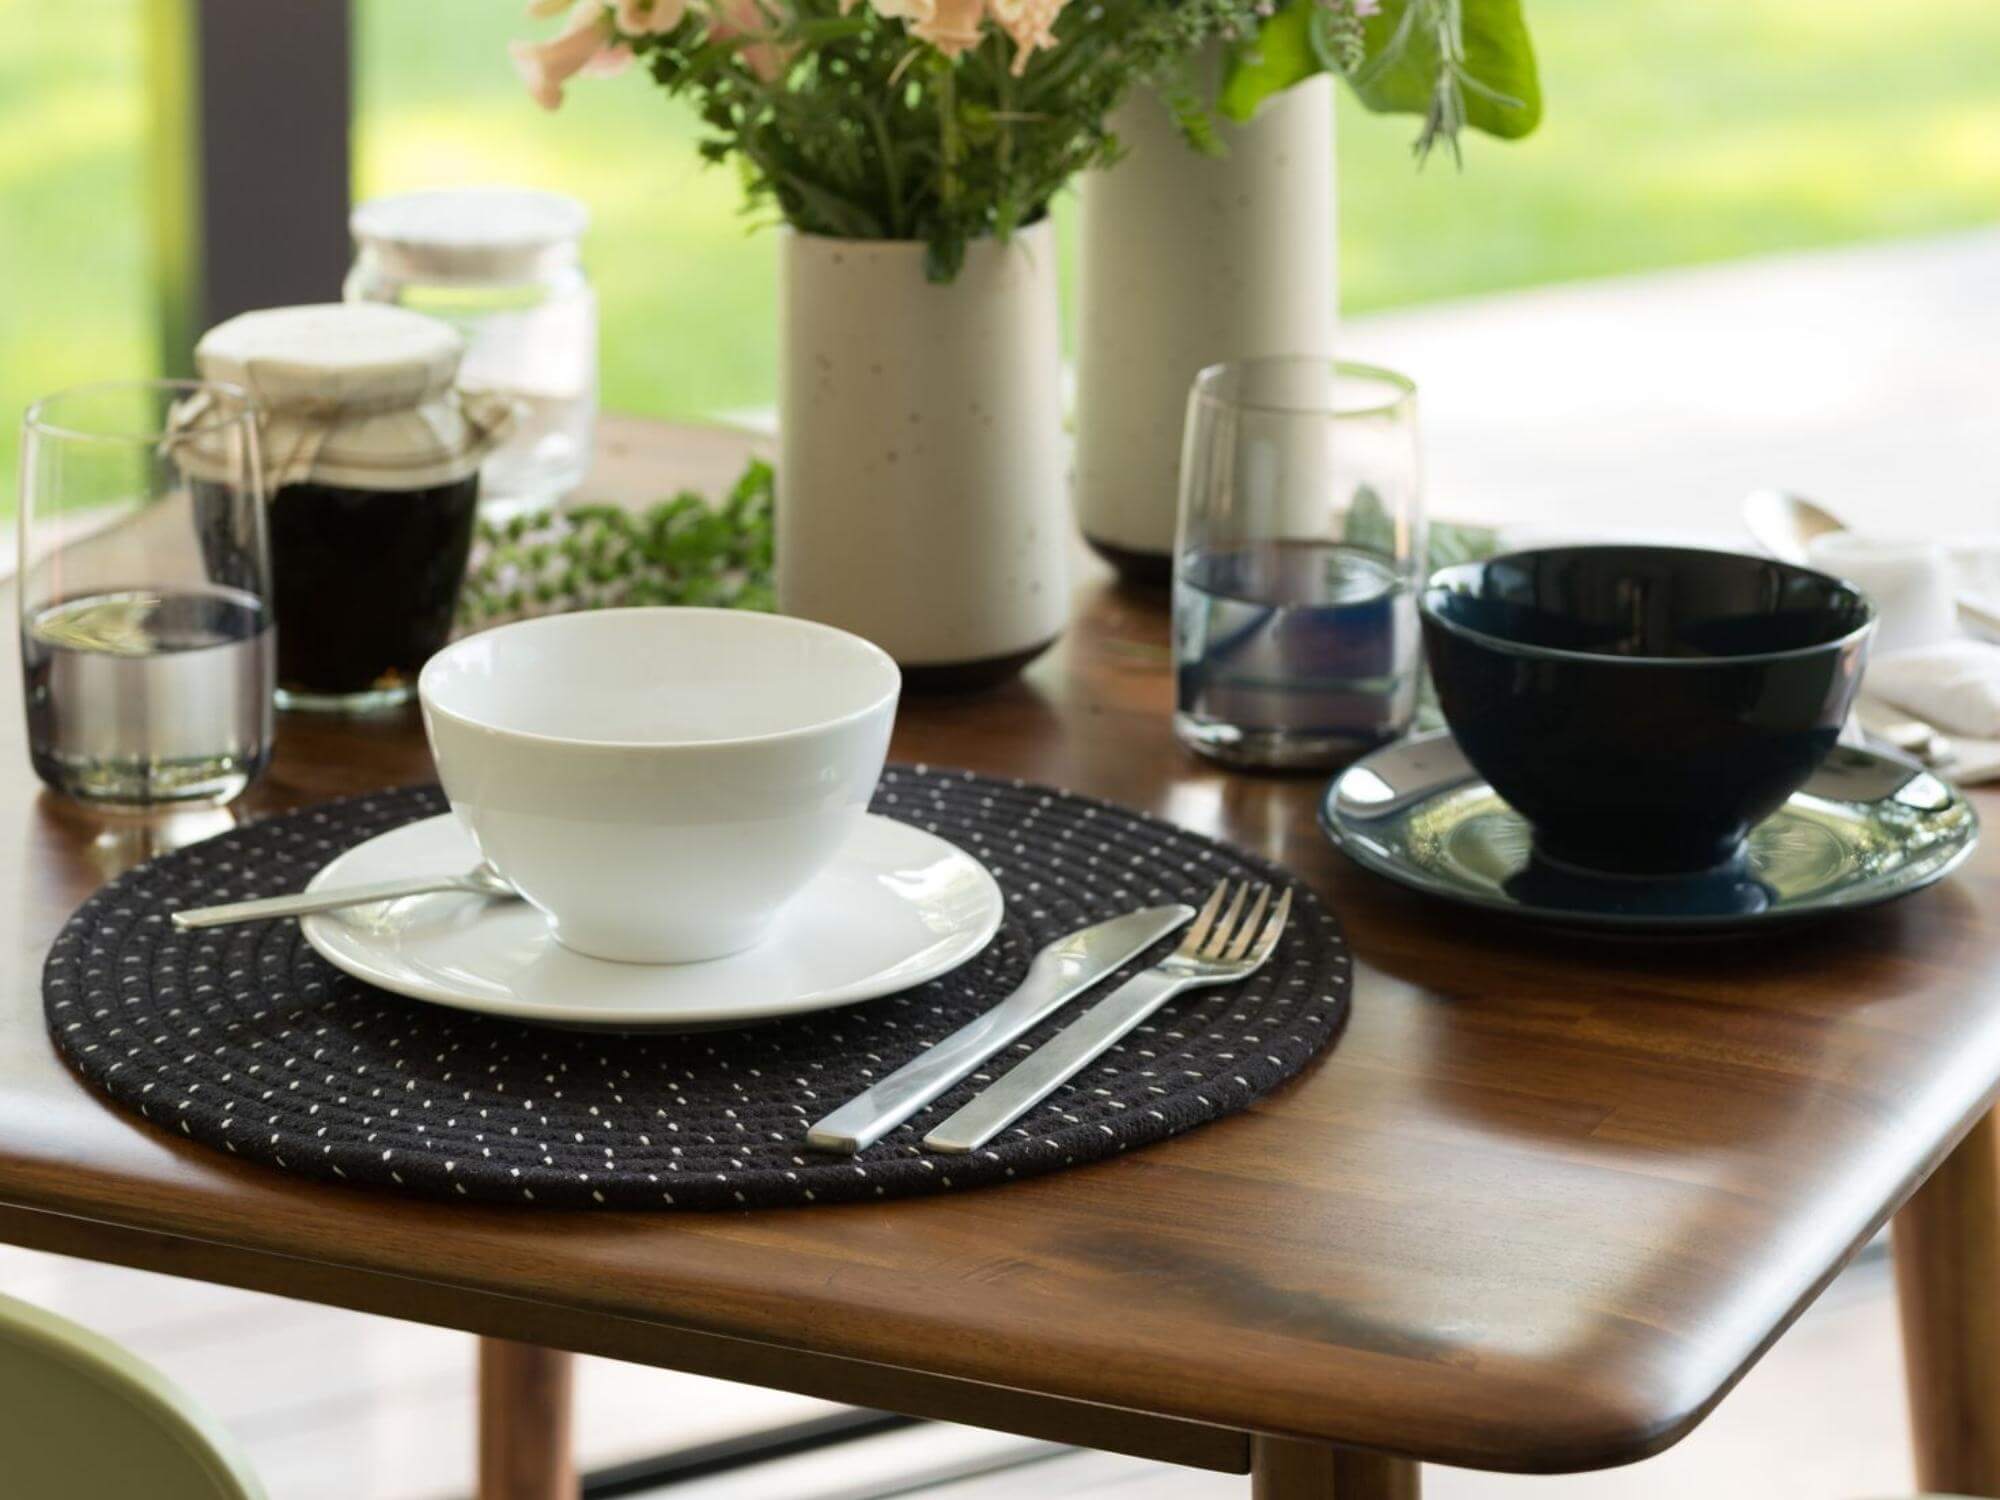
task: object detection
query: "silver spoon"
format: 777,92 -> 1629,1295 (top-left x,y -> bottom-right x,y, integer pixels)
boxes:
1741,487 -> 1849,566
1854,701 -> 1955,771
170,862 -> 517,931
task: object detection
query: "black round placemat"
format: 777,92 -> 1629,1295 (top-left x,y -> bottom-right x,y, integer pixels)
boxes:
45,767 -> 1351,1210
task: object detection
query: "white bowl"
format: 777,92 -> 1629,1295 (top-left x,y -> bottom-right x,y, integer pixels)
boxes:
419,608 -> 899,964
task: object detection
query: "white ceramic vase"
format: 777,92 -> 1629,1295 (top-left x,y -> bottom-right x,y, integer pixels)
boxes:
1074,74 -> 1338,585
777,223 -> 1069,691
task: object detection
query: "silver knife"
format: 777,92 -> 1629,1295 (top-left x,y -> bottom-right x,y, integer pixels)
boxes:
804,904 -> 1194,1154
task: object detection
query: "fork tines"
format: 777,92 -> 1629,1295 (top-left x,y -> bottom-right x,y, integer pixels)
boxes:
1179,878 -> 1291,966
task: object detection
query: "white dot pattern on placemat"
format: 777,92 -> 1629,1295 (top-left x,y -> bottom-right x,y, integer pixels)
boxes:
44,770 -> 1353,1210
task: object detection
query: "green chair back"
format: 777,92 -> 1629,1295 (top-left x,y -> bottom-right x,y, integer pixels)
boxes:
0,1288 -> 265,1499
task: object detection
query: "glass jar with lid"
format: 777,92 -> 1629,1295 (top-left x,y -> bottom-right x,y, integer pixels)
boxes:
194,303 -> 516,713
346,187 -> 596,521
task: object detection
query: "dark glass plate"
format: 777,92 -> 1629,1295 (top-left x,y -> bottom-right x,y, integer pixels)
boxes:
1321,731 -> 1979,933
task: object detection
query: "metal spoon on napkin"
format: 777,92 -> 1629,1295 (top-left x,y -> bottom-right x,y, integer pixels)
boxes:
171,862 -> 517,931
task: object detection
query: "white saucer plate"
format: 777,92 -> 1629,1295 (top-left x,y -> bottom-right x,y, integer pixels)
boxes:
300,813 -> 1004,1031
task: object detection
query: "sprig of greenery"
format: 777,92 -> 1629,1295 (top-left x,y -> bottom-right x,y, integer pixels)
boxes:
624,0 -> 1264,281
458,458 -> 775,629
1222,0 -> 1540,154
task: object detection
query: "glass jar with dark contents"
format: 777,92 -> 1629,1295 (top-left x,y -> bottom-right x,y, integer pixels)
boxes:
193,304 -> 514,711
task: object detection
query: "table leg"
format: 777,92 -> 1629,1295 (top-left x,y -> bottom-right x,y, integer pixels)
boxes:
1250,1437 -> 1420,1500
478,1338 -> 578,1500
1896,1107 -> 2000,1497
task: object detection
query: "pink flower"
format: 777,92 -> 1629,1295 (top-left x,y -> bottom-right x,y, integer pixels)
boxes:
707,0 -> 795,82
583,42 -> 635,76
855,0 -> 938,22
614,0 -> 688,34
511,1 -> 623,110
987,0 -> 1064,74
909,0 -> 984,59
845,0 -> 1072,70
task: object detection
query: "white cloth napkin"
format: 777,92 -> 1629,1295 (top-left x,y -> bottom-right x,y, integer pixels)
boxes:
1809,533 -> 1962,654
1940,739 -> 2000,784
1870,640 -> 2000,738
1793,532 -> 2000,780
1863,639 -> 2000,784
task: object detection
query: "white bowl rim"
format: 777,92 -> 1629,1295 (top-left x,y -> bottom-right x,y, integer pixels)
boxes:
419,606 -> 901,752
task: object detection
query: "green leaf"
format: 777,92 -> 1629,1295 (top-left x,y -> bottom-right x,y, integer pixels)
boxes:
1218,0 -> 1317,123
773,170 -> 887,239
1349,0 -> 1541,139
1221,0 -> 1541,141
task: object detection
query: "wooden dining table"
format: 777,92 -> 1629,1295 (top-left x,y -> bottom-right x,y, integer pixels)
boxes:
3,414 -> 1999,1500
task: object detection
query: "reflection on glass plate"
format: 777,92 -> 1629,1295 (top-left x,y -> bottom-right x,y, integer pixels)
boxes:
1323,734 -> 1979,933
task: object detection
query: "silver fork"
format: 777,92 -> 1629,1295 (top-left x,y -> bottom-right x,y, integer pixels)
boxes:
923,878 -> 1293,1154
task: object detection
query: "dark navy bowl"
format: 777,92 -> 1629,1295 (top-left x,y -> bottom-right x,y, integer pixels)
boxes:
1421,546 -> 1874,876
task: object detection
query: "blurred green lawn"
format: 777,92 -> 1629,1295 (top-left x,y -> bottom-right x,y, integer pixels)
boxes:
5,0 -> 1999,499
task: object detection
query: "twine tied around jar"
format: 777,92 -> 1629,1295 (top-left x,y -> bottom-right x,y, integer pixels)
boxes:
167,380 -> 518,494
184,304 -> 521,494
245,382 -> 519,492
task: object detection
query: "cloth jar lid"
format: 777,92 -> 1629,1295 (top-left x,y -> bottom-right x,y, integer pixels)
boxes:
351,188 -> 588,283
192,303 -> 514,491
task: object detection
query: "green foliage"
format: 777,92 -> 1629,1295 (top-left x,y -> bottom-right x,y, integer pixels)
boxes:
1223,0 -> 1541,156
1349,0 -> 1541,150
458,458 -> 775,628
623,0 -> 1260,280
459,456 -> 1498,634
1217,0 -> 1319,122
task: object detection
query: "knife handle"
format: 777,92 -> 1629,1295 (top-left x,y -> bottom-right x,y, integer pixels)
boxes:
923,970 -> 1188,1154
806,964 -> 1107,1153
806,986 -> 1058,1152
805,904 -> 1194,1154
808,900 -> 1192,1160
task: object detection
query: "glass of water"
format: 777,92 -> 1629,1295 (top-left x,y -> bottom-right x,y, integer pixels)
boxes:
1173,359 -> 1423,770
19,380 -> 275,807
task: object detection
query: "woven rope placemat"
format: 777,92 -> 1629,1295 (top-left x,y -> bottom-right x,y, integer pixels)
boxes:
46,767 -> 1352,1210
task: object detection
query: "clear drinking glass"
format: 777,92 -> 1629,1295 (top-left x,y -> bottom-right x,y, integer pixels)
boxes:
1173,358 -> 1424,770
18,380 -> 275,807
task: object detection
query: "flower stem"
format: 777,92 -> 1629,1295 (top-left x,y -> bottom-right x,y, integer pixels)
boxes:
863,97 -> 906,234
996,34 -> 1015,227
937,61 -> 959,214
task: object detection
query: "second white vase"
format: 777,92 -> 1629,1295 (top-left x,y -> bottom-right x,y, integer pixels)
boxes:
1074,75 -> 1339,585
777,223 -> 1069,691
